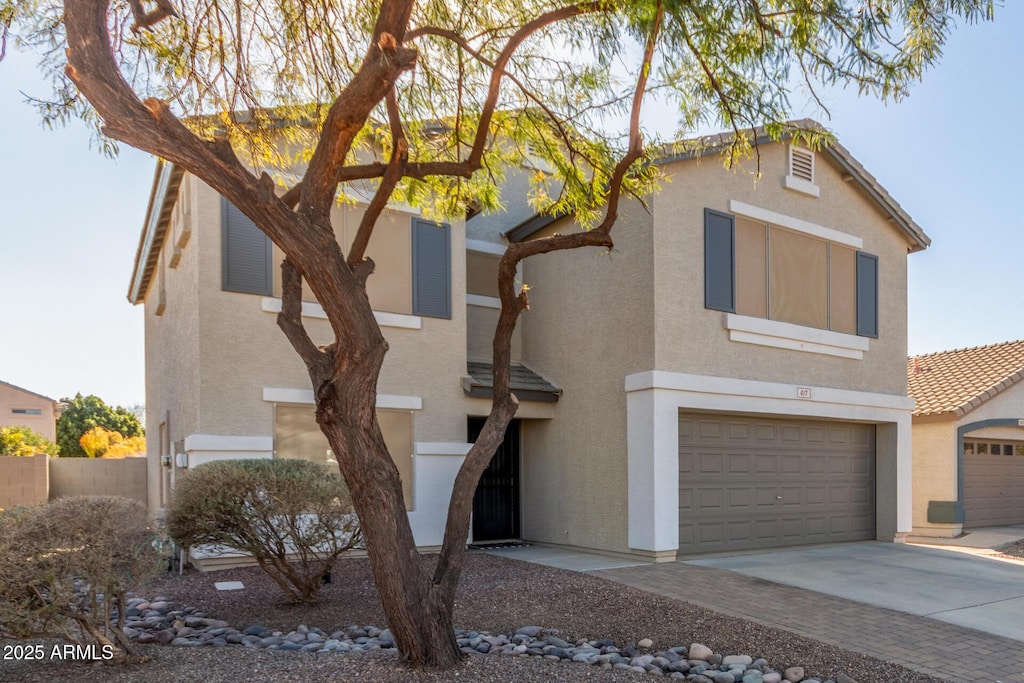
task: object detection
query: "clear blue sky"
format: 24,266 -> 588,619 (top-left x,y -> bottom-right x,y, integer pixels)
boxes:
0,5 -> 1020,408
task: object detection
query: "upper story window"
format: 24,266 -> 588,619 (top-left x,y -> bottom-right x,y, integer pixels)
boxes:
705,207 -> 878,338
223,199 -> 452,320
12,408 -> 42,416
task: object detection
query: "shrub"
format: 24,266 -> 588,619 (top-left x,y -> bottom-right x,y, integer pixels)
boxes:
0,425 -> 58,457
0,496 -> 162,658
167,459 -> 361,604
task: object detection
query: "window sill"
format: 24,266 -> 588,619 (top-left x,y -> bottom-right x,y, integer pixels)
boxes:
260,297 -> 423,330
783,175 -> 821,198
724,313 -> 868,360
466,294 -> 501,309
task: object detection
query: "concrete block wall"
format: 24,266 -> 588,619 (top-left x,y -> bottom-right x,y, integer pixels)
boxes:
0,454 -> 49,509
49,458 -> 149,505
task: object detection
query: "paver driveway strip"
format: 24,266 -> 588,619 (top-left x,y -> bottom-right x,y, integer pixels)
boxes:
595,547 -> 1024,683
685,542 -> 1024,640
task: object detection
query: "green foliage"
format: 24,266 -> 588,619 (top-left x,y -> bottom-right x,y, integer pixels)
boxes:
0,425 -> 57,457
0,496 -> 162,657
0,0 -> 996,222
56,393 -> 144,458
167,459 -> 362,604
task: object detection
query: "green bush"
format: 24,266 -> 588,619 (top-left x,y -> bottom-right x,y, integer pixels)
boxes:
0,425 -> 58,457
167,459 -> 361,604
0,496 -> 162,658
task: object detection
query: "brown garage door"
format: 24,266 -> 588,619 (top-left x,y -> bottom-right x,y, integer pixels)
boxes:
963,441 -> 1024,528
679,413 -> 875,554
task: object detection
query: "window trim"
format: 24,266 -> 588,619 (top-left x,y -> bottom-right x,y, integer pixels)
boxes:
725,313 -> 868,359
729,200 -> 860,248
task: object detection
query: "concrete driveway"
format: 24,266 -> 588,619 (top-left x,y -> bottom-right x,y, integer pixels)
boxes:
686,540 -> 1024,641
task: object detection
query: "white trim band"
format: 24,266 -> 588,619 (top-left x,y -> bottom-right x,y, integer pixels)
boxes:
783,175 -> 821,198
263,387 -> 423,410
725,313 -> 868,360
466,294 -> 501,309
261,297 -> 422,330
183,434 -> 274,452
414,442 -> 473,456
728,199 -> 861,248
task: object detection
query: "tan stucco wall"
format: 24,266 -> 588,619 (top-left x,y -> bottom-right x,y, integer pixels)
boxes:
0,384 -> 56,441
143,174 -> 203,512
517,198 -> 656,554
466,304 -> 522,363
652,143 -> 912,395
189,183 -> 475,449
910,419 -> 957,530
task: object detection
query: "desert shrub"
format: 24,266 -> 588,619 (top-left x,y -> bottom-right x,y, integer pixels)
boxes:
0,496 -> 162,658
167,459 -> 361,604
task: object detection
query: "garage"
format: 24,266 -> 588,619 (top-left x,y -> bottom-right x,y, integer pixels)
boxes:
963,439 -> 1024,528
679,413 -> 876,554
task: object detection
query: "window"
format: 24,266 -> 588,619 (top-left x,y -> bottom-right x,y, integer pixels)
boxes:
222,198 -> 273,295
466,251 -> 500,298
274,404 -> 414,509
963,442 -> 975,455
12,408 -> 42,416
412,219 -> 451,319
705,209 -> 878,337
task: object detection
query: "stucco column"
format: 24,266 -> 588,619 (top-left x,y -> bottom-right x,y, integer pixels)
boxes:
626,387 -> 679,557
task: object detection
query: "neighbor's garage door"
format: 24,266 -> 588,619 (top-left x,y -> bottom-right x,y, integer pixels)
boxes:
679,413 -> 875,554
963,440 -> 1024,528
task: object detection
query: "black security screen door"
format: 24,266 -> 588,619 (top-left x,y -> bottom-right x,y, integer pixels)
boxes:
469,417 -> 521,542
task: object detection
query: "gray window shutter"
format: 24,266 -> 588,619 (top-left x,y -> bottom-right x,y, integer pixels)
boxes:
856,251 -> 878,338
412,219 -> 451,319
704,208 -> 735,312
222,198 -> 273,295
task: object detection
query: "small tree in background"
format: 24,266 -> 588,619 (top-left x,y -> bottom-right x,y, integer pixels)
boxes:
0,426 -> 58,457
0,496 -> 162,658
80,426 -> 146,458
167,459 -> 362,604
57,394 -> 144,458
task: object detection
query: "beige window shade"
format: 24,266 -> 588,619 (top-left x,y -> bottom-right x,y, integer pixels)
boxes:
275,404 -> 413,509
829,244 -> 857,334
735,218 -> 768,318
466,251 -> 501,298
768,227 -> 828,329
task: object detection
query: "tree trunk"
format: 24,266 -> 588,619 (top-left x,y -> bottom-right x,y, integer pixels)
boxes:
317,383 -> 462,668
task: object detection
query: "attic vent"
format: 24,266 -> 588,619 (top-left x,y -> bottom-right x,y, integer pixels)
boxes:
790,147 -> 814,183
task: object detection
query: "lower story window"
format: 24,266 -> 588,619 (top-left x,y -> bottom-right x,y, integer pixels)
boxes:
274,404 -> 414,509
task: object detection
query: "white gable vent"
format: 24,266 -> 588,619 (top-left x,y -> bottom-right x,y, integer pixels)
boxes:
784,146 -> 820,197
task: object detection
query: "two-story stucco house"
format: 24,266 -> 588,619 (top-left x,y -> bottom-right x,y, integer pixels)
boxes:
131,121 -> 927,563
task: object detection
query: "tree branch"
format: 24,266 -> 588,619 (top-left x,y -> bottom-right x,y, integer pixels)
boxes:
276,258 -> 329,375
347,88 -> 408,269
297,0 -> 417,225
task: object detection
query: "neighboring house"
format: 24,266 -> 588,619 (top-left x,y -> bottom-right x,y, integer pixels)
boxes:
131,120 -> 926,563
908,340 -> 1024,537
0,380 -> 58,442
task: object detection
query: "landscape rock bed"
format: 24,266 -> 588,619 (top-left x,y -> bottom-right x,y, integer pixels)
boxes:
119,597 -> 848,682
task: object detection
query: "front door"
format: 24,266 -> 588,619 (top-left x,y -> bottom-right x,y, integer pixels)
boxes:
469,417 -> 521,542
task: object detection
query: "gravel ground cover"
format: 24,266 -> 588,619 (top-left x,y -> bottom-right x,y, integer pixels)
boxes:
996,539 -> 1024,560
1,552 -> 942,683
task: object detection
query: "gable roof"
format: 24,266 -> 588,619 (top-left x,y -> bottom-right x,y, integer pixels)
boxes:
128,160 -> 186,304
504,119 -> 930,252
908,339 -> 1024,418
0,381 -> 57,404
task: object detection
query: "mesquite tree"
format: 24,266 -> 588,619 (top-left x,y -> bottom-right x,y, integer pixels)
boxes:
2,0 -> 993,668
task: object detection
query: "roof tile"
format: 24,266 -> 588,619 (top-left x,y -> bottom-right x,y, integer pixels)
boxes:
908,340 -> 1024,417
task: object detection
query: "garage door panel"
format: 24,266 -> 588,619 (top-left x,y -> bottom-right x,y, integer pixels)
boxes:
679,413 -> 876,553
964,449 -> 1024,528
